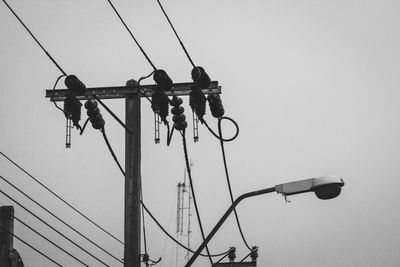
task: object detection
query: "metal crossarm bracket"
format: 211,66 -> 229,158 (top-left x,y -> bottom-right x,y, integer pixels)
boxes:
46,81 -> 221,101
212,262 -> 256,266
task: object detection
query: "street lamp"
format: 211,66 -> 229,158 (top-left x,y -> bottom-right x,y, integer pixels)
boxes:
185,175 -> 345,267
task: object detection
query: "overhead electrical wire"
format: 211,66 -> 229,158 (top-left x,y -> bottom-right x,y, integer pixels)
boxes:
0,175 -> 123,264
98,133 -> 194,262
181,130 -> 213,265
141,190 -> 149,259
203,117 -> 252,251
106,0 -> 157,70
214,247 -> 233,264
140,187 -> 162,267
137,72 -> 156,104
0,151 -> 124,245
239,248 -> 256,263
100,127 -> 126,177
101,139 -> 229,260
205,117 -> 251,250
155,0 -> 196,68
1,0 -> 67,75
141,201 -> 229,258
217,118 -> 252,251
0,225 -> 62,267
94,95 -> 134,134
0,189 -> 110,266
14,215 -> 89,266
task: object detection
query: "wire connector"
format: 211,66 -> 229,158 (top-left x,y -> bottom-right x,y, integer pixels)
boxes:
141,254 -> 161,266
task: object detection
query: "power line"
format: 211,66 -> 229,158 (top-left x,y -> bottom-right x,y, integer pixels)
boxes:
1,0 -> 67,75
141,201 -> 229,258
141,190 -> 148,256
100,127 -> 126,177
98,127 -> 162,265
106,0 -> 157,70
94,95 -> 133,134
96,126 -> 157,264
140,188 -> 162,267
0,174 -> 123,264
96,127 -> 218,259
181,130 -> 213,265
0,151 -> 124,245
217,117 -> 252,251
0,225 -> 63,267
203,117 -> 251,250
0,188 -> 111,267
14,215 -> 89,266
155,0 -> 196,68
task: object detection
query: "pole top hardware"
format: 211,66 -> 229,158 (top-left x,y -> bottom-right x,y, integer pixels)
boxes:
46,81 -> 221,102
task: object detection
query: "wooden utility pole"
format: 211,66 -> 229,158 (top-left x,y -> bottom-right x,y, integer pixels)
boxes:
46,80 -> 221,267
124,80 -> 141,265
0,206 -> 14,267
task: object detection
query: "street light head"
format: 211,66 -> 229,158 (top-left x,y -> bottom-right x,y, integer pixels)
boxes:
187,176 -> 345,266
311,176 -> 345,200
274,175 -> 345,200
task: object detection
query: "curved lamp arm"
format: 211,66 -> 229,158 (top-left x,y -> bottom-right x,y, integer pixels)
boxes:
185,187 -> 276,267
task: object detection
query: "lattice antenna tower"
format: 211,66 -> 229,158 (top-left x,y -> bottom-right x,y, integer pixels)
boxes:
176,160 -> 193,266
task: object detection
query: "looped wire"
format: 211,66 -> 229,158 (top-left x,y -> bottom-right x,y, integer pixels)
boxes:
203,116 -> 240,142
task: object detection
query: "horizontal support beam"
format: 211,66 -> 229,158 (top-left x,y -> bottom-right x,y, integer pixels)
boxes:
212,262 -> 256,267
45,81 -> 221,102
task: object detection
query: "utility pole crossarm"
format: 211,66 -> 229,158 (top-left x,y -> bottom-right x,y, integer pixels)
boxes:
46,81 -> 221,101
212,263 -> 256,267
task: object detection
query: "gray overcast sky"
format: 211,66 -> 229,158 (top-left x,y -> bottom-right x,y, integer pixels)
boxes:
1,0 -> 400,266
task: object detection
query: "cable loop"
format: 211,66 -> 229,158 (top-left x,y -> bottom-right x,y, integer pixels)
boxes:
51,74 -> 67,114
136,74 -> 154,106
204,116 -> 240,142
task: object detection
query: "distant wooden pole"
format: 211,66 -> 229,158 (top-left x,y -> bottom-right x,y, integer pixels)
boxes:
0,206 -> 14,267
